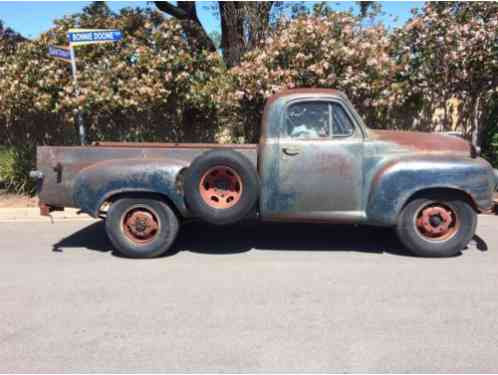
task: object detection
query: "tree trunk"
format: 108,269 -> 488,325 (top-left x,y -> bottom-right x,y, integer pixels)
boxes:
155,1 -> 274,68
472,95 -> 482,146
219,2 -> 245,68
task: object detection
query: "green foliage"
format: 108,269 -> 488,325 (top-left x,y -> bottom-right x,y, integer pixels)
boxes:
482,131 -> 498,168
0,146 -> 8,168
481,96 -> 498,168
0,147 -> 36,195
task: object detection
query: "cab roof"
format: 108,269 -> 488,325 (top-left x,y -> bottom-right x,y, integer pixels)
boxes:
266,88 -> 346,106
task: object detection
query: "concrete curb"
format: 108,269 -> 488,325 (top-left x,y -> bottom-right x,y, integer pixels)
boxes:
0,207 -> 96,222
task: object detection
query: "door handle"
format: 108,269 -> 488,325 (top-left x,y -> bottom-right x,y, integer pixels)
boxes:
282,146 -> 301,156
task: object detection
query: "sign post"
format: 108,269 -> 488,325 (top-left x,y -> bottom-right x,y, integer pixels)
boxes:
68,45 -> 85,145
48,45 -> 83,143
62,28 -> 123,145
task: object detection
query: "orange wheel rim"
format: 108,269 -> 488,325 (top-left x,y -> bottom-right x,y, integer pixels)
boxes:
415,203 -> 459,241
199,166 -> 243,209
121,206 -> 160,244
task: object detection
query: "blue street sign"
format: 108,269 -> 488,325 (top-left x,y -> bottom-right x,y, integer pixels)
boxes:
48,45 -> 71,62
61,28 -> 123,145
67,29 -> 123,45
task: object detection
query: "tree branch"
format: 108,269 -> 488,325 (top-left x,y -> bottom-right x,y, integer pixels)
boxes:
154,2 -> 188,19
154,1 -> 216,53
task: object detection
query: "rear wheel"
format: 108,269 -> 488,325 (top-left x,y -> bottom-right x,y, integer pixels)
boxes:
105,197 -> 180,258
396,192 -> 477,257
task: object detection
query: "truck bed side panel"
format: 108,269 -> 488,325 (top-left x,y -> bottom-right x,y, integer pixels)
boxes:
37,145 -> 257,211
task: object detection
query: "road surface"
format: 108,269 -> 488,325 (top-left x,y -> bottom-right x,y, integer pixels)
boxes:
1,216 -> 498,372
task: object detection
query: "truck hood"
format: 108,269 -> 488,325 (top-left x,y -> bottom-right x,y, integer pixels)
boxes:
370,129 -> 471,155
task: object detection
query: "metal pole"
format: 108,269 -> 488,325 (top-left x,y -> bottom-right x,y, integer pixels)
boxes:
69,45 -> 86,145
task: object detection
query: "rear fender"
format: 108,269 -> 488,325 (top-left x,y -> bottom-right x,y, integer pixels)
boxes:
73,158 -> 189,217
366,156 -> 495,226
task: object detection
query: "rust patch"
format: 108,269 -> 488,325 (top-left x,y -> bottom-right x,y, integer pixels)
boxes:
315,152 -> 352,176
371,129 -> 470,154
39,201 -> 63,216
199,166 -> 243,209
265,88 -> 341,107
416,203 -> 458,240
122,206 -> 160,244
93,142 -> 257,150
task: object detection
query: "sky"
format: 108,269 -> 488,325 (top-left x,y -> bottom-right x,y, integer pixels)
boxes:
0,1 -> 424,39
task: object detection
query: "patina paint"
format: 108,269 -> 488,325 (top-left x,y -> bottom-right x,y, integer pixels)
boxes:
371,129 -> 471,154
35,88 -> 496,226
257,89 -> 493,224
37,145 -> 257,217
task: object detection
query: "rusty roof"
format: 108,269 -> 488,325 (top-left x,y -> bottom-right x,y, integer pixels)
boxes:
266,88 -> 345,106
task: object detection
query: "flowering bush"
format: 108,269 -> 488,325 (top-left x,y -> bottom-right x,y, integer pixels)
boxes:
220,3 -> 498,142
0,6 -> 226,192
1,2 -> 498,193
0,7 -> 225,149
221,12 -> 403,142
392,2 -> 498,139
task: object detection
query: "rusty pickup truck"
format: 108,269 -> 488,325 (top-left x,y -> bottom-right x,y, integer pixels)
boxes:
31,89 -> 497,258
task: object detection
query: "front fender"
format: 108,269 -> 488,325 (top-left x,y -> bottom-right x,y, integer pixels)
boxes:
366,156 -> 495,226
73,158 -> 189,217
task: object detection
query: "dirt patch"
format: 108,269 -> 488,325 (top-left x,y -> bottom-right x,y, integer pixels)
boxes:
0,193 -> 39,208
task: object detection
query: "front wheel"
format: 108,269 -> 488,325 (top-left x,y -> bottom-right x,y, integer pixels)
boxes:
105,197 -> 180,258
396,192 -> 477,257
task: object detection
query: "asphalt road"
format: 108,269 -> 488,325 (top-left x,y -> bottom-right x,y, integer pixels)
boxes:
1,215 -> 498,372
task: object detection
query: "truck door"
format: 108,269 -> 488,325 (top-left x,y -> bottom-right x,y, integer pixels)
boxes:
264,99 -> 364,222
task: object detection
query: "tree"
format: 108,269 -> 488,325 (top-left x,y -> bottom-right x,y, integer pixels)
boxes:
359,1 -> 374,18
81,1 -> 112,18
0,19 -> 25,54
154,1 -> 275,68
218,12 -> 401,142
393,2 -> 498,143
154,2 -> 217,54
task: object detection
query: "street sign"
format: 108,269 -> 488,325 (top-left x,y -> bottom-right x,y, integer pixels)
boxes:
48,45 -> 71,62
67,28 -> 123,46
62,28 -> 123,145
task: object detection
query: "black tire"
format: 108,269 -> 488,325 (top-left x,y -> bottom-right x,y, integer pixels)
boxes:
396,192 -> 477,257
184,149 -> 259,225
105,197 -> 180,258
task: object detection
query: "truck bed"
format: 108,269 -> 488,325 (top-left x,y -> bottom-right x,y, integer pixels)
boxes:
37,143 -> 258,209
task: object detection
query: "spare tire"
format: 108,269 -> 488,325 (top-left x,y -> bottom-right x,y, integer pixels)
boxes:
184,149 -> 259,225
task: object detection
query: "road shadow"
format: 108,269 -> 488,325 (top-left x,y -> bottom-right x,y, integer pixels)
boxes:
51,219 -> 488,258
175,220 -> 411,256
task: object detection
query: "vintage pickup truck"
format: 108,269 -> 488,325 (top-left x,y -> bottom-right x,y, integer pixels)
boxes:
31,88 -> 497,258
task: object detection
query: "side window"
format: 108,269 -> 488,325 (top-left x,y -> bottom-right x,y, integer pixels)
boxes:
287,102 -> 330,139
332,103 -> 354,137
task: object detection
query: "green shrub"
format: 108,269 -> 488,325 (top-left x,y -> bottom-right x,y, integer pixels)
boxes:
482,96 -> 498,168
0,147 -> 36,195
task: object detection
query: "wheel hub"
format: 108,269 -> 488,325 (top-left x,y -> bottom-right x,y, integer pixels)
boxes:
123,208 -> 159,243
416,204 -> 456,239
429,215 -> 443,227
199,166 -> 243,209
